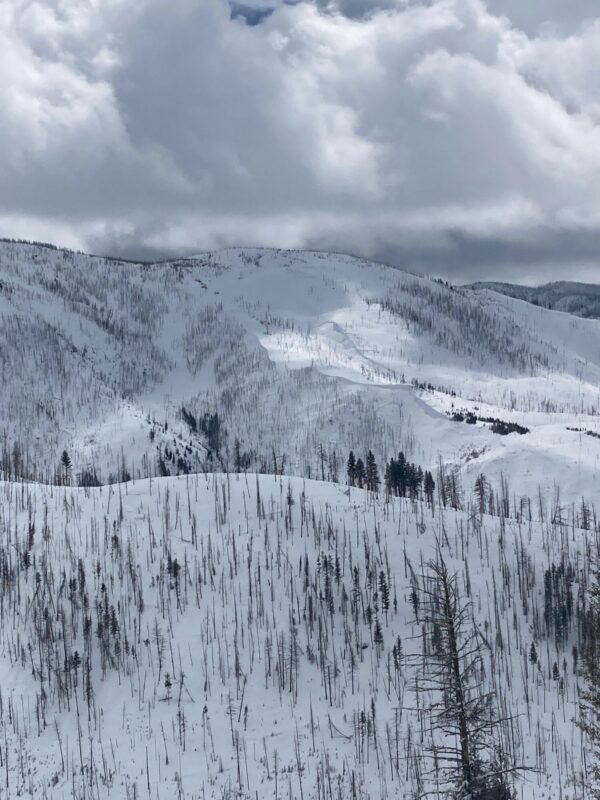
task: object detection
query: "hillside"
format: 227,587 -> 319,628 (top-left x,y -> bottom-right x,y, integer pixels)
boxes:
467,280 -> 600,320
1,241 -> 600,515
0,472 -> 588,799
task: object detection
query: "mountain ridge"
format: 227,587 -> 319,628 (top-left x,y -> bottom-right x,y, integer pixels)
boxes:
467,278 -> 600,319
1,239 -> 600,510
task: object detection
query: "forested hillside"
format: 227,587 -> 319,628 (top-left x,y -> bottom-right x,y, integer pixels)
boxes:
1,242 -> 600,798
2,241 -> 600,515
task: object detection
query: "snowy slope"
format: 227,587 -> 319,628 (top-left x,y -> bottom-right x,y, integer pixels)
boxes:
0,473 -> 587,799
1,241 -> 600,512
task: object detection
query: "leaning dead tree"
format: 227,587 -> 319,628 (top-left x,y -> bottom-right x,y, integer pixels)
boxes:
415,552 -> 515,800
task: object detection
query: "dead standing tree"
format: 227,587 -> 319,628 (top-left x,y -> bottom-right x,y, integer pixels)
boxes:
579,561 -> 600,799
415,552 -> 514,800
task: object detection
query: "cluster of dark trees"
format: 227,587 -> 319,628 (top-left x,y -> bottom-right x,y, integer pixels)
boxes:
233,438 -> 254,473
180,406 -> 223,454
346,450 -> 435,504
384,453 -> 435,503
568,426 -> 600,441
346,450 -> 380,491
451,411 -> 529,436
412,378 -> 457,397
55,449 -> 128,487
543,562 -> 574,649
158,445 -> 194,477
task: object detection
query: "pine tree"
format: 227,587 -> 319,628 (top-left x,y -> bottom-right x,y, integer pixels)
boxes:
61,449 -> 72,485
347,451 -> 356,486
424,471 -> 436,505
529,642 -> 538,666
355,458 -> 366,489
378,570 -> 390,619
366,451 -> 380,493
234,438 -> 242,473
396,452 -> 407,496
384,461 -> 393,497
474,474 -> 487,516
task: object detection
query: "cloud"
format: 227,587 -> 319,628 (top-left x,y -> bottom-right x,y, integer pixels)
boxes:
1,0 -> 600,282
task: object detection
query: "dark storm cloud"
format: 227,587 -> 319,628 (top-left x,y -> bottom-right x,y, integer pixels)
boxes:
1,0 -> 600,283
230,4 -> 275,25
365,228 -> 600,285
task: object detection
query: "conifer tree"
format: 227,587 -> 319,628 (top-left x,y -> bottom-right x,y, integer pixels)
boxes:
355,458 -> 366,489
424,471 -> 436,505
474,474 -> 488,516
366,451 -> 380,493
61,449 -> 72,485
529,642 -> 538,666
347,451 -> 356,486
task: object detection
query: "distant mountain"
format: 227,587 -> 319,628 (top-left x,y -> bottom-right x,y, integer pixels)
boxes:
466,279 -> 600,318
2,240 -> 600,504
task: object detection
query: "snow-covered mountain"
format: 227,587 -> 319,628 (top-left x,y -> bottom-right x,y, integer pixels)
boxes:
0,240 -> 598,799
467,279 -> 600,320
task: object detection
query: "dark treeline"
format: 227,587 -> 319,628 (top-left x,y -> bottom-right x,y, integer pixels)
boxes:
384,452 -> 435,504
451,410 -> 530,436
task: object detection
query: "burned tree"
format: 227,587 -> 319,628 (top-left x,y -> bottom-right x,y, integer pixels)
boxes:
579,561 -> 600,799
416,553 -> 514,800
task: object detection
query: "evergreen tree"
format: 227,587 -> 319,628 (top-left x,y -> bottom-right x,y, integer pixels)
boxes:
474,474 -> 487,516
164,672 -> 173,703
61,449 -> 72,484
424,471 -> 436,505
379,570 -> 390,618
396,452 -> 407,496
384,461 -> 393,497
366,450 -> 380,493
234,438 -> 242,473
347,451 -> 356,486
355,458 -> 366,489
529,642 -> 538,666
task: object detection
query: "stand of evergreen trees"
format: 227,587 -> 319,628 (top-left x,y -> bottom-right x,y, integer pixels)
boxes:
346,449 -> 435,503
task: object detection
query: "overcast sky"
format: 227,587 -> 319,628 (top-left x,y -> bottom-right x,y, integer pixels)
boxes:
2,0 -> 600,283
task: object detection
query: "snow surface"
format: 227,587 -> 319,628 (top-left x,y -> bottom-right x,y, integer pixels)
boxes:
0,473 -> 588,799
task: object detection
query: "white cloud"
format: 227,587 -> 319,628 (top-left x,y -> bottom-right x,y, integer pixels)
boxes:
1,0 -> 600,281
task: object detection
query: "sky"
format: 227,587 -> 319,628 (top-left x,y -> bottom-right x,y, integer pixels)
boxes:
1,0 -> 600,283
